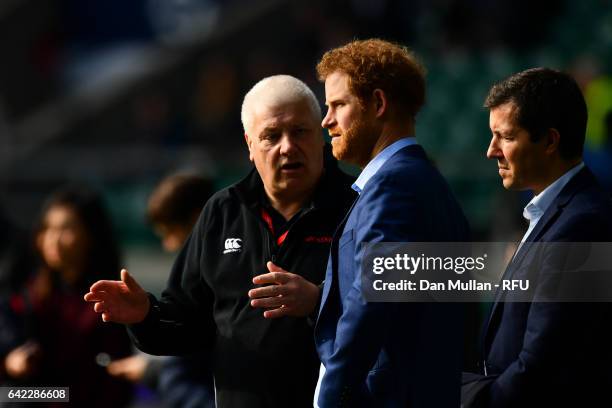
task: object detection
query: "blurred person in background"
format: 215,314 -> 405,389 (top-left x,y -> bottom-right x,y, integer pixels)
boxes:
0,187 -> 132,407
107,173 -> 216,408
85,75 -> 356,407
462,68 -> 612,407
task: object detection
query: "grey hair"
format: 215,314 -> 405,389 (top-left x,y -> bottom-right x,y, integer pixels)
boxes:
241,75 -> 322,135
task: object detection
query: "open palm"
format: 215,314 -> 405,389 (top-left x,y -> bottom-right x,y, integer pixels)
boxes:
84,269 -> 150,324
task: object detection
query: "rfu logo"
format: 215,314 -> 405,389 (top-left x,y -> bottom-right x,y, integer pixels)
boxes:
223,238 -> 242,254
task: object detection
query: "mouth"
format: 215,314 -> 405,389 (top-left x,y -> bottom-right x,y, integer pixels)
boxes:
498,167 -> 510,177
280,162 -> 304,172
328,128 -> 342,139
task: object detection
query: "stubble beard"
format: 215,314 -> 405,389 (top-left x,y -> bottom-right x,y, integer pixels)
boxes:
331,116 -> 375,166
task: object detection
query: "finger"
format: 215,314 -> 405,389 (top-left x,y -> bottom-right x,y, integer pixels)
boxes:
121,269 -> 142,292
90,280 -> 121,293
250,297 -> 284,309
252,272 -> 277,285
107,366 -> 121,376
102,312 -> 110,322
248,285 -> 288,299
253,271 -> 290,285
93,301 -> 106,313
266,261 -> 287,273
84,291 -> 106,302
263,306 -> 291,319
106,361 -> 125,376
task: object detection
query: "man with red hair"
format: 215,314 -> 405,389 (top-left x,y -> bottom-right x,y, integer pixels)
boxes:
314,39 -> 469,407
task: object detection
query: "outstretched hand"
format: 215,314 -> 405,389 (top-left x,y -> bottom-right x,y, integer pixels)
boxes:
84,269 -> 150,324
248,261 -> 320,318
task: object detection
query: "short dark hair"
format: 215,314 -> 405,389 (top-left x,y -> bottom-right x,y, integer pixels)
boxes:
484,67 -> 587,159
147,174 -> 214,226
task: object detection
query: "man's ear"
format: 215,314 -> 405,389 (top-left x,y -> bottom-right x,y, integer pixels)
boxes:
544,128 -> 561,156
372,89 -> 388,119
244,133 -> 254,162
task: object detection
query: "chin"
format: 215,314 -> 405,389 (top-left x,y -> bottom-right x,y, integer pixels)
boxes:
332,145 -> 356,163
503,179 -> 526,191
330,143 -> 344,159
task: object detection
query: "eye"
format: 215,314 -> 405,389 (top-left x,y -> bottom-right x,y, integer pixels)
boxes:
260,131 -> 280,142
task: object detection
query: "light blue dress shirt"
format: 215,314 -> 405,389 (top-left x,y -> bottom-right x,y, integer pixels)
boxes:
352,137 -> 418,195
520,162 -> 585,244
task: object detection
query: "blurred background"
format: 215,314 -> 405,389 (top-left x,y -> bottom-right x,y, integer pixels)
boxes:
1,0 -> 612,288
0,0 -> 611,405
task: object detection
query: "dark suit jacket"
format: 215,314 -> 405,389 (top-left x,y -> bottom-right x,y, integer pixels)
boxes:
315,145 -> 470,407
469,167 -> 612,407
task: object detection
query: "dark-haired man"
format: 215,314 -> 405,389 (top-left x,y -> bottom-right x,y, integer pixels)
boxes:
463,68 -> 612,407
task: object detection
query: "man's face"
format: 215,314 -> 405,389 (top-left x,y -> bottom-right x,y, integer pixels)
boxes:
321,71 -> 378,167
487,102 -> 549,192
246,99 -> 324,200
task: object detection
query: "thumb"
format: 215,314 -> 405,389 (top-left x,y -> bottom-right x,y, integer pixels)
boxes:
121,269 -> 141,291
266,261 -> 284,273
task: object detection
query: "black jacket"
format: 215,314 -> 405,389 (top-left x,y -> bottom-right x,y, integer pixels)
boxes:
129,162 -> 356,408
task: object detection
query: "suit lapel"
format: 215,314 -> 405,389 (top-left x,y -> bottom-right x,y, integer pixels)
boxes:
318,144 -> 426,317
317,196 -> 359,320
483,167 -> 594,355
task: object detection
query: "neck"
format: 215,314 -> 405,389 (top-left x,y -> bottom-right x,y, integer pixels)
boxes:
532,157 -> 582,195
265,187 -> 314,221
367,121 -> 415,167
267,195 -> 305,220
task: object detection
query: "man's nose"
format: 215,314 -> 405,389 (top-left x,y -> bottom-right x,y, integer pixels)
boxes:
279,133 -> 297,155
486,136 -> 501,159
321,109 -> 334,129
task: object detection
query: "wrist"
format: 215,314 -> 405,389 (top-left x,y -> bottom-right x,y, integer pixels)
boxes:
139,293 -> 159,324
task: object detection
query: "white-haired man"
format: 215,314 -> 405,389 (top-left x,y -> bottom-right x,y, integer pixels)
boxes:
84,75 -> 356,407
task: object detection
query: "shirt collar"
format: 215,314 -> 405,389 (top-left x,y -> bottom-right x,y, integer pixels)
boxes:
352,137 -> 417,194
523,162 -> 585,223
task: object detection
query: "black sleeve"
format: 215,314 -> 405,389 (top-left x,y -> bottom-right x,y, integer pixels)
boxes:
127,204 -> 216,356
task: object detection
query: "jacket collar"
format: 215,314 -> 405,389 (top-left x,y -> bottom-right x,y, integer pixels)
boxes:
512,167 -> 595,265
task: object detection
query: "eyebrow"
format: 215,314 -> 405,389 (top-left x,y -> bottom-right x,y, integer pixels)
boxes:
492,127 -> 514,137
325,98 -> 343,107
259,127 -> 279,139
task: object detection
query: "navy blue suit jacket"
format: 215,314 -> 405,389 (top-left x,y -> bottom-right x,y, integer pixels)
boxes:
476,167 -> 612,407
315,145 -> 470,407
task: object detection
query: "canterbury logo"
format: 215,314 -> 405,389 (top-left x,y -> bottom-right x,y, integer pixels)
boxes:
223,238 -> 242,254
